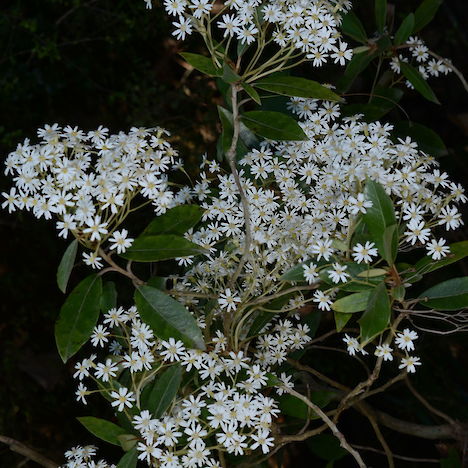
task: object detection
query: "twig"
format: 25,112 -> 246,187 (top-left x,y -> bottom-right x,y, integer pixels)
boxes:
351,444 -> 439,464
98,248 -> 144,286
0,436 -> 58,468
283,387 -> 366,467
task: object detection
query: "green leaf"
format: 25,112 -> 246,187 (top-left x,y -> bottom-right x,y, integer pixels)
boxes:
142,205 -> 204,236
55,274 -> 102,362
278,391 -> 334,420
332,291 -> 372,313
117,434 -> 138,452
134,285 -> 205,349
180,52 -> 221,76
415,241 -> 468,274
358,282 -> 391,344
100,281 -> 117,313
394,13 -> 415,46
116,447 -> 138,468
334,311 -> 352,332
337,50 -> 378,92
280,264 -> 306,282
222,63 -> 241,84
77,417 -> 127,446
241,111 -> 307,141
241,82 -> 261,105
399,62 -> 440,104
307,434 -> 347,461
362,180 -> 398,264
341,11 -> 368,43
144,365 -> 183,417
254,76 -> 342,101
419,277 -> 468,311
413,0 -> 443,32
121,234 -> 206,262
375,0 -> 387,32
393,121 -> 447,156
57,239 -> 78,293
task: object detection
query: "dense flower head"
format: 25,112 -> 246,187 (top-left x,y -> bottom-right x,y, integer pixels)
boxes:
2,125 -> 185,257
160,0 -> 353,68
72,306 -> 311,466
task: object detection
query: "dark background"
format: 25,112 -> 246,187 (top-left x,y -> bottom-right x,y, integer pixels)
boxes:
0,0 -> 467,466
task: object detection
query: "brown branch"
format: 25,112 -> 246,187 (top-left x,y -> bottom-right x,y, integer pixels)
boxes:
283,387 -> 366,467
352,444 -> 439,464
0,436 -> 58,468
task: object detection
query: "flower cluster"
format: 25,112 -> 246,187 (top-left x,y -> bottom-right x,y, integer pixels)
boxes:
173,97 -> 465,334
390,35 -> 452,87
73,305 -> 310,466
161,0 -> 353,68
63,445 -> 113,468
344,328 -> 421,373
2,125 -> 185,268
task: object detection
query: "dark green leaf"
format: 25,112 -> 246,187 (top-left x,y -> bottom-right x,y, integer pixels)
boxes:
307,434 -> 347,461
337,50 -> 378,92
142,205 -> 205,236
334,312 -> 352,332
440,447 -> 462,468
241,111 -> 307,141
100,281 -> 117,313
399,62 -> 440,104
393,121 -> 447,156
180,52 -> 221,76
254,76 -> 342,101
341,11 -> 368,43
375,0 -> 387,32
413,0 -> 443,32
57,239 -> 78,293
362,180 -> 398,264
147,276 -> 167,290
419,277 -> 468,311
222,63 -> 241,84
278,391 -> 334,420
358,282 -> 391,344
134,285 -> 205,349
144,365 -> 182,417
394,13 -> 415,46
332,291 -> 372,313
121,234 -> 206,262
55,274 -> 102,362
116,447 -> 138,468
280,264 -> 306,282
117,434 -> 138,452
77,417 -> 127,446
415,241 -> 468,274
241,82 -> 261,105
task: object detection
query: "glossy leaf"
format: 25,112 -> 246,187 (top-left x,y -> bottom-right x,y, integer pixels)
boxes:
280,264 -> 306,282
358,282 -> 391,344
57,239 -> 78,293
334,312 -> 351,332
375,0 -> 387,32
341,11 -> 368,43
278,391 -> 334,420
362,180 -> 398,264
241,82 -> 261,105
117,434 -> 138,452
142,205 -> 204,236
77,417 -> 127,446
400,62 -> 440,104
241,111 -> 307,141
144,365 -> 182,417
332,291 -> 371,313
307,434 -> 347,461
222,63 -> 241,84
134,285 -> 205,349
121,235 -> 206,262
254,76 -> 342,101
413,0 -> 443,32
55,274 -> 102,362
394,13 -> 415,46
180,52 -> 221,76
393,121 -> 447,156
415,241 -> 468,274
337,50 -> 378,92
116,447 -> 138,468
419,277 -> 468,311
100,281 -> 117,313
